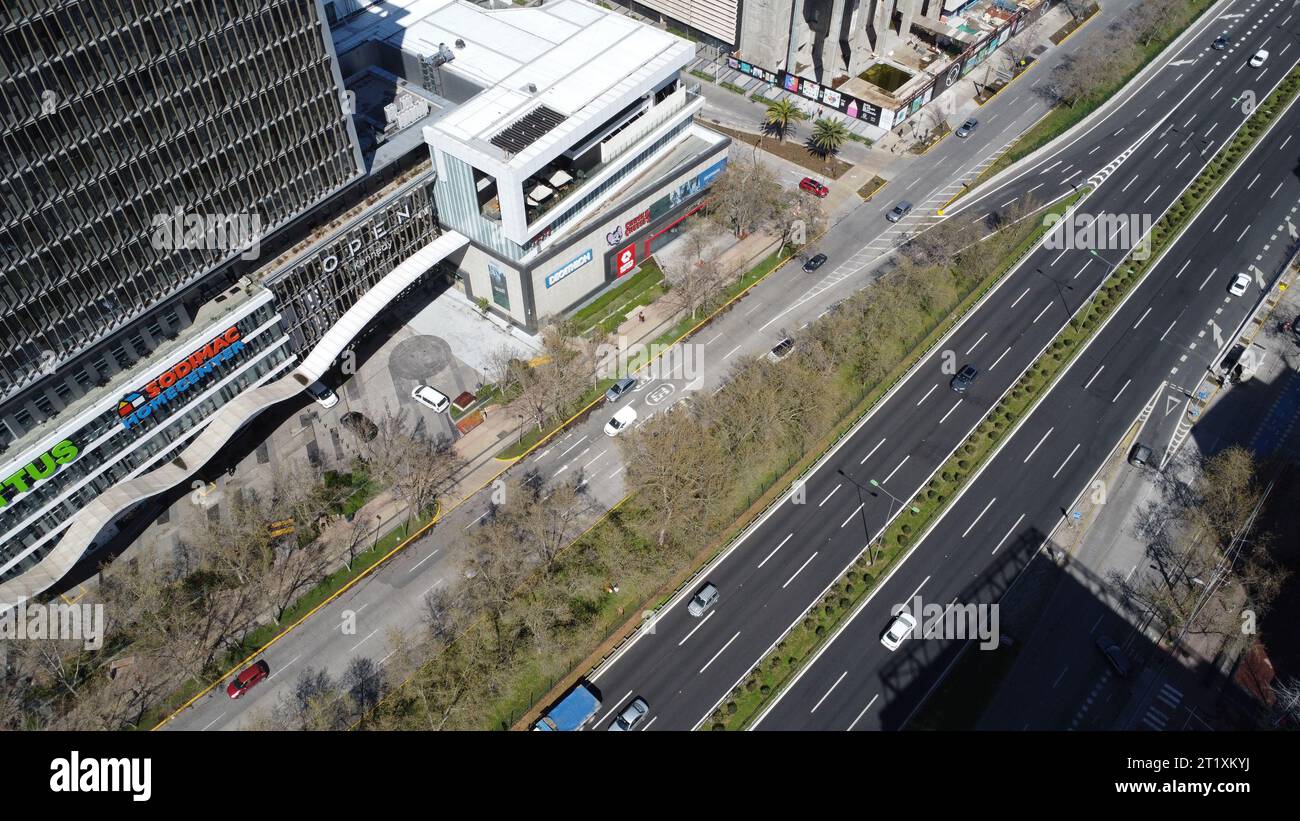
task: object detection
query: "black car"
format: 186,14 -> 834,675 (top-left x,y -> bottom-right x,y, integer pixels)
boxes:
949,364 -> 979,394
803,253 -> 828,273
1096,636 -> 1131,677
955,118 -> 979,137
1212,34 -> 1230,50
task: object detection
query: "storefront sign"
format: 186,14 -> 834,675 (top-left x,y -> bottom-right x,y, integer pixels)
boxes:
117,326 -> 246,430
544,249 -> 593,289
615,244 -> 637,277
0,439 -> 79,509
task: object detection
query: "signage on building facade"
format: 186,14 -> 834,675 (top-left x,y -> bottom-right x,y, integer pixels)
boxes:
544,249 -> 594,289
0,439 -> 79,509
605,157 -> 730,249
615,244 -> 637,277
488,262 -> 511,309
117,326 -> 247,430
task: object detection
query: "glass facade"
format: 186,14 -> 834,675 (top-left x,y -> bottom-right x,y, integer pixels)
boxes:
0,301 -> 293,582
0,0 -> 363,404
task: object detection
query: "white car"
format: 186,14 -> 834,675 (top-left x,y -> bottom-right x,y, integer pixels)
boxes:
411,384 -> 450,412
1228,272 -> 1251,297
305,381 -> 338,409
604,405 -> 637,436
880,610 -> 917,651
1250,49 -> 1268,67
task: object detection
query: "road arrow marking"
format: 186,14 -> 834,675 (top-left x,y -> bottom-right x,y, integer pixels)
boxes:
1210,320 -> 1224,349
1168,58 -> 1197,67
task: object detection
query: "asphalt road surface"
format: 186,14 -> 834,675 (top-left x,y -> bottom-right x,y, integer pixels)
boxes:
587,0 -> 1300,731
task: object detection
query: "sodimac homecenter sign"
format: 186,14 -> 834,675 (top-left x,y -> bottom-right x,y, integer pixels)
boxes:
116,326 -> 246,430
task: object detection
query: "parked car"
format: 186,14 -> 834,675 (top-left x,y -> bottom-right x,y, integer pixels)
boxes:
803,253 -> 828,273
767,337 -> 795,362
604,405 -> 638,436
1128,442 -> 1153,467
955,117 -> 979,138
1229,272 -> 1251,296
1212,34 -> 1230,50
305,381 -> 338,409
687,582 -> 720,617
1250,49 -> 1269,67
799,177 -> 830,198
411,384 -> 450,412
886,200 -> 914,222
226,660 -> 270,699
1096,636 -> 1131,677
880,611 -> 917,651
607,696 -> 649,730
949,363 -> 980,394
605,376 -> 637,403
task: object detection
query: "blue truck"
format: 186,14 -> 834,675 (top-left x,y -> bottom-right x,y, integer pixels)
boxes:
532,681 -> 601,731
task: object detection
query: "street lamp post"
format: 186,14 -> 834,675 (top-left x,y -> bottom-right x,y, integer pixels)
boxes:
867,478 -> 920,564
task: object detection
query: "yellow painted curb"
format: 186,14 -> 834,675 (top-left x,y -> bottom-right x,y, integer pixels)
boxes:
151,500 -> 443,730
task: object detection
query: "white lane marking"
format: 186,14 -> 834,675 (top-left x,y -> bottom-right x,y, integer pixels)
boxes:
597,691 -> 633,727
882,455 -> 909,485
1010,286 -> 1031,308
962,497 -> 996,538
989,346 -> 1012,371
782,552 -> 819,589
966,331 -> 988,354
1032,302 -> 1053,324
1211,213 -> 1229,232
758,533 -> 794,568
1133,307 -> 1152,329
1052,443 -> 1082,479
819,484 -> 842,507
1083,364 -> 1105,390
407,548 -> 441,574
559,436 -> 588,457
1199,265 -> 1219,291
860,437 -> 886,465
1112,378 -> 1132,404
1023,427 -> 1054,463
1236,224 -> 1251,243
678,610 -> 716,646
841,503 -> 865,529
811,671 -> 849,714
723,344 -> 742,359
1160,318 -> 1178,341
991,514 -> 1026,555
847,694 -> 880,731
916,383 -> 938,406
700,631 -> 742,674
349,629 -> 378,652
939,398 -> 962,424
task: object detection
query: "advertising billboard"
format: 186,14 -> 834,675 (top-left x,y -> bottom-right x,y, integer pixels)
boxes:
545,249 -> 594,289
729,58 -> 884,126
488,262 -> 511,310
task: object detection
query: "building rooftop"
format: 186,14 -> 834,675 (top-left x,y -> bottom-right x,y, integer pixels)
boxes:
334,0 -> 692,170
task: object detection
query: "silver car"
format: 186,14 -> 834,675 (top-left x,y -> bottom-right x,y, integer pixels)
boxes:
608,697 -> 649,731
605,376 -> 637,403
687,582 -> 720,617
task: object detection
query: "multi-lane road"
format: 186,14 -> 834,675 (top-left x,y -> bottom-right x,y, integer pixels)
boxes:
165,0 -> 1297,731
586,0 -> 1300,731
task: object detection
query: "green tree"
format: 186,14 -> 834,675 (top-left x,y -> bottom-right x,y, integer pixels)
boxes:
764,98 -> 807,142
810,118 -> 849,157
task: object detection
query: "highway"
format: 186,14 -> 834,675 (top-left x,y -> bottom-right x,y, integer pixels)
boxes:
587,0 -> 1300,731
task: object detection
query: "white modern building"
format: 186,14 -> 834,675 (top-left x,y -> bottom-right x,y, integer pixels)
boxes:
334,0 -> 731,330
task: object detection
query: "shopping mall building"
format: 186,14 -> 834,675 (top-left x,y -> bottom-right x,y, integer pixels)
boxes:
0,0 -> 728,607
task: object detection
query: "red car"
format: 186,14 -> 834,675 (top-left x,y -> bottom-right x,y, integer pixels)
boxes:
226,660 -> 270,699
799,177 -> 829,198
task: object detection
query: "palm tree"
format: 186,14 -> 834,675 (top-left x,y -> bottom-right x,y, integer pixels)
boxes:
810,118 -> 850,158
764,98 -> 807,143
